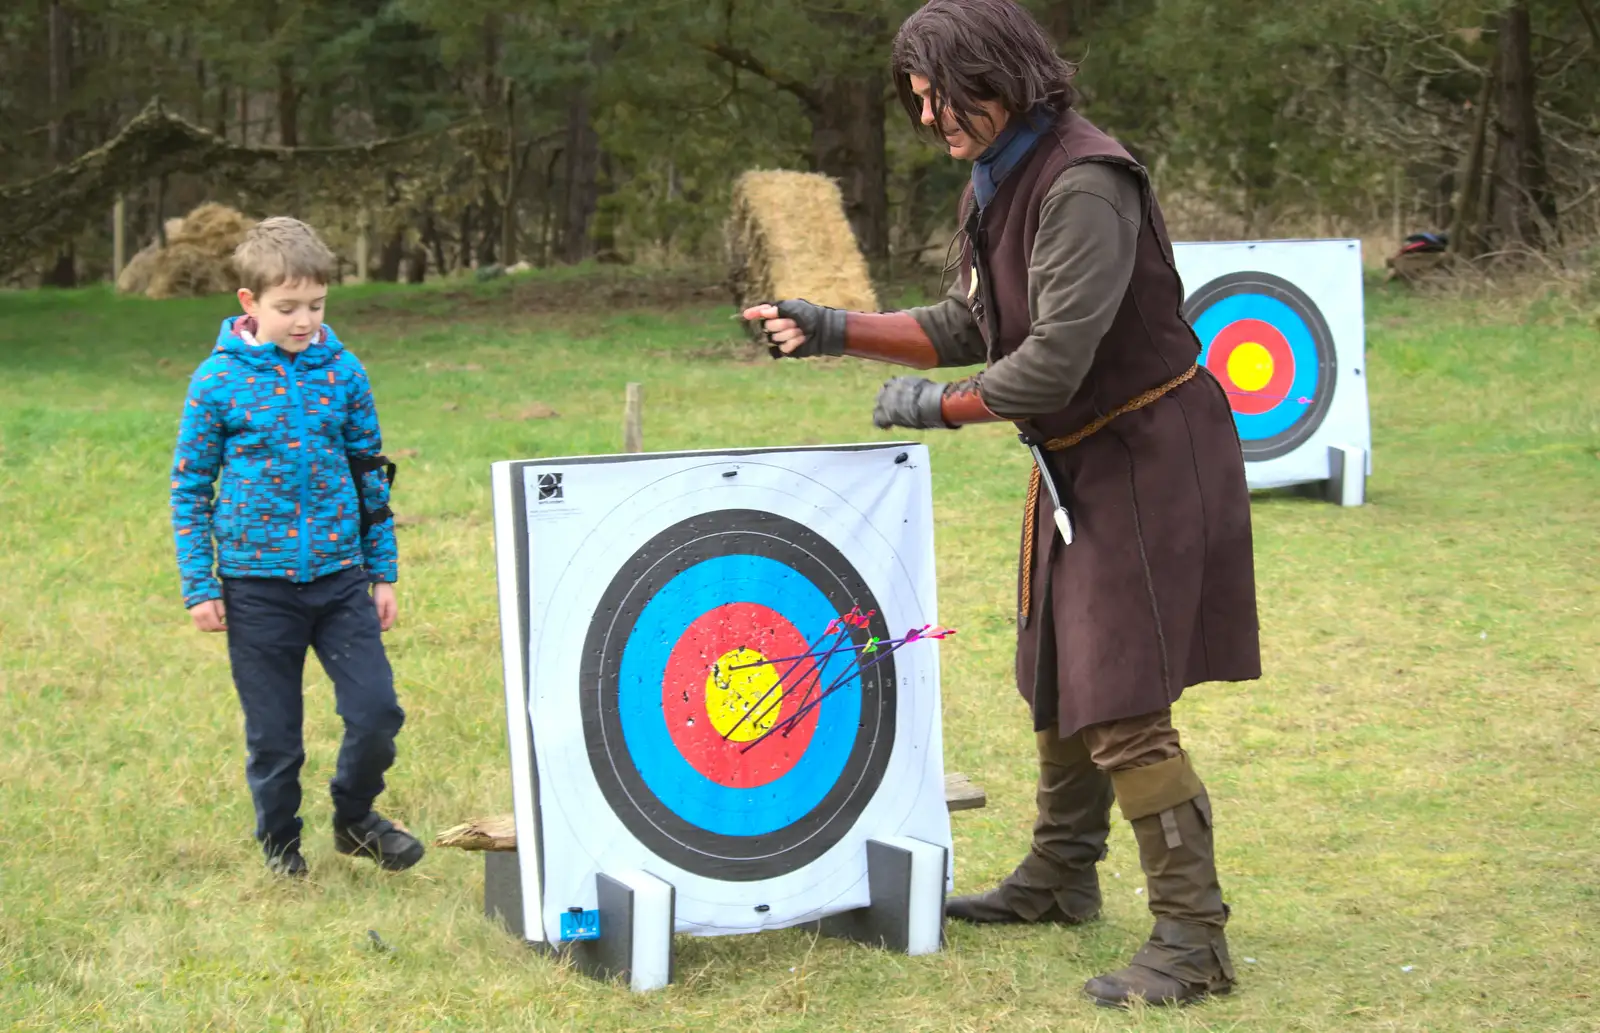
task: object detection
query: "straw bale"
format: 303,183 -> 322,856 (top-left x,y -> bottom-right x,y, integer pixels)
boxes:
114,244 -> 161,296
170,202 -> 254,251
116,203 -> 257,299
144,242 -> 239,300
726,170 -> 878,315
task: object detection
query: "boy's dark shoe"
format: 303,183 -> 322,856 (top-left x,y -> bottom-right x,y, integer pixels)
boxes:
334,811 -> 424,871
265,847 -> 309,878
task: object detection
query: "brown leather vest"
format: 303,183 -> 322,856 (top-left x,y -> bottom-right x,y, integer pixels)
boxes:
958,110 -> 1204,440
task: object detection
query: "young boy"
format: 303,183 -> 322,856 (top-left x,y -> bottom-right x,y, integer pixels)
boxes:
170,216 -> 423,877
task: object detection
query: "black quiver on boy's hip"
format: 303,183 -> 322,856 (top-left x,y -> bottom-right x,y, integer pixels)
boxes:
347,454 -> 397,536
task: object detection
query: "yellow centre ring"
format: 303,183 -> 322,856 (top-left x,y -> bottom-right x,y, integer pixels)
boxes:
706,647 -> 782,742
1227,341 -> 1275,393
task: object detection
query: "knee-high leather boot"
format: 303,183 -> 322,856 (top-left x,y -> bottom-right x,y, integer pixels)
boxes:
946,730 -> 1113,924
1084,754 -> 1235,1006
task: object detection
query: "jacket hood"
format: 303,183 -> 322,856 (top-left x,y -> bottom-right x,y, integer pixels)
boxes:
214,316 -> 344,369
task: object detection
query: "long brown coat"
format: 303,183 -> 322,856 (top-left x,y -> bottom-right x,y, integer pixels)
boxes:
921,110 -> 1261,737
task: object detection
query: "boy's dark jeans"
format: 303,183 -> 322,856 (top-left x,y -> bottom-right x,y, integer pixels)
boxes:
222,567 -> 404,855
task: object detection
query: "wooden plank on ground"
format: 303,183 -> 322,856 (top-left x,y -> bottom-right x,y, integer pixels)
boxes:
436,771 -> 987,851
943,771 -> 987,812
436,814 -> 517,851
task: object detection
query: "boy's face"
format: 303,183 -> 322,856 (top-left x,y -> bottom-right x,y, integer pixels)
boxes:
238,278 -> 327,353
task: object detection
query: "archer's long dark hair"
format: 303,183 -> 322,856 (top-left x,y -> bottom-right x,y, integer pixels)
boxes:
891,0 -> 1078,142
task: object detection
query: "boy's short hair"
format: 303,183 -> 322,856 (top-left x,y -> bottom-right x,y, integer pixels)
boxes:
233,216 -> 337,295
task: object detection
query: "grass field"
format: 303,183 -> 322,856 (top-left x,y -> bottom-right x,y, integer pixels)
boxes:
2,268 -> 1597,1032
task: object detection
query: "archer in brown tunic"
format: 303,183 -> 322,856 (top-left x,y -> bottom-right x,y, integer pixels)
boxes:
745,0 -> 1260,1010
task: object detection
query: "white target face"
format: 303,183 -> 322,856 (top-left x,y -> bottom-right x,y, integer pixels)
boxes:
491,444 -> 953,942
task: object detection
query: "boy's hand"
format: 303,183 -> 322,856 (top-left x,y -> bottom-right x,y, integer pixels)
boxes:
190,599 -> 227,633
373,582 -> 398,632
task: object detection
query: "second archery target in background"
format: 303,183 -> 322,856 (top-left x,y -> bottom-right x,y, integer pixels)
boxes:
1173,239 -> 1371,499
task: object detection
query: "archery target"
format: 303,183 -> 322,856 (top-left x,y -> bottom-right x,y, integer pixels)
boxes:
1173,239 -> 1372,490
491,444 -> 952,943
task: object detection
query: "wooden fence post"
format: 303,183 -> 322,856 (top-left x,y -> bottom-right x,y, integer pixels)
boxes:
354,207 -> 370,284
624,383 -> 643,453
112,195 -> 126,284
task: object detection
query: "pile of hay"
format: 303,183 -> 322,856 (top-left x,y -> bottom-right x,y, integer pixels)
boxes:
116,203 -> 258,299
726,170 -> 879,316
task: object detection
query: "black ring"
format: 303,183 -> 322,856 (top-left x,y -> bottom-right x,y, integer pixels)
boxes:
579,510 -> 896,881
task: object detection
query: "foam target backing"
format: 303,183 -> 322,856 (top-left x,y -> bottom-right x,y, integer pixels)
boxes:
490,444 -> 954,943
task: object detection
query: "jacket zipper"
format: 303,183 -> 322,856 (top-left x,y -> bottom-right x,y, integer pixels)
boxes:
283,353 -> 312,579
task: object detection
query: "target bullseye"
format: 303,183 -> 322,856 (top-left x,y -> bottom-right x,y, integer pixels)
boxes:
1184,271 -> 1337,461
707,648 -> 781,743
1227,340 -> 1275,393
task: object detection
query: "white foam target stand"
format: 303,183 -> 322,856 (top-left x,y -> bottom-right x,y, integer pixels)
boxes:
571,871 -> 675,992
485,837 -> 948,990
486,857 -> 675,992
815,836 -> 949,956
1326,444 -> 1367,507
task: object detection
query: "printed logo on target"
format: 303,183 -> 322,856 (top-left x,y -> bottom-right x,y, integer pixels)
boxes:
536,472 -> 564,503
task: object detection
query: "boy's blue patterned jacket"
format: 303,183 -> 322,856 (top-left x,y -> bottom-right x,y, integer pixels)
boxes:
171,317 -> 398,608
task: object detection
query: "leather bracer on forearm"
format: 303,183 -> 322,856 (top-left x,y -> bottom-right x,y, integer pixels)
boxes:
939,375 -> 1006,427
843,313 -> 941,369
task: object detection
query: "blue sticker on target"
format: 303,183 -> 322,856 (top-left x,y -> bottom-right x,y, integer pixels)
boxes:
560,907 -> 601,941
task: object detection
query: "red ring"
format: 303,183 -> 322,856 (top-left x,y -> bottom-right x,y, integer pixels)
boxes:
1204,318 -> 1295,416
661,603 -> 820,788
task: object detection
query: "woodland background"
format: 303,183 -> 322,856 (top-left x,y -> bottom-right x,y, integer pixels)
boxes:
3,0 -> 1599,288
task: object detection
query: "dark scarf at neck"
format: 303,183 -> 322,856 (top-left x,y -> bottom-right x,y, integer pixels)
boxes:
971,106 -> 1055,211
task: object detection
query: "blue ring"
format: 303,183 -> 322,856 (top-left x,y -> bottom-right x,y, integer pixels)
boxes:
616,554 -> 862,837
1193,293 -> 1320,442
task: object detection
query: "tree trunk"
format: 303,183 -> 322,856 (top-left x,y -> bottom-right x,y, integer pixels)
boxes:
405,243 -> 428,283
561,83 -> 602,264
377,227 -> 404,281
476,191 -> 500,267
502,79 -> 518,266
48,2 -> 69,163
810,73 -> 889,270
196,58 -> 208,126
277,59 -> 299,147
423,207 -> 448,275
592,153 -> 620,260
1488,1 -> 1557,251
1448,54 -> 1497,260
540,149 -> 562,266
44,0 -> 76,287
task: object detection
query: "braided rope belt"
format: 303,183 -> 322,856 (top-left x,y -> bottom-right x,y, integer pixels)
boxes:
1019,363 -> 1199,620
